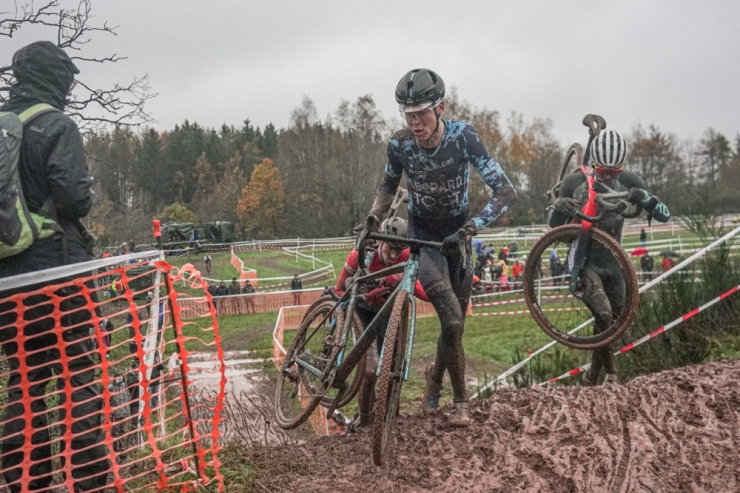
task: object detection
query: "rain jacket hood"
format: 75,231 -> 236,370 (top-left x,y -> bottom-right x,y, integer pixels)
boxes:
4,40 -> 79,112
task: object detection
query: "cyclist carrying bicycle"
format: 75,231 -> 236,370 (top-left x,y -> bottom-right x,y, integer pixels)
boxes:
336,217 -> 428,430
360,68 -> 516,426
549,129 -> 671,385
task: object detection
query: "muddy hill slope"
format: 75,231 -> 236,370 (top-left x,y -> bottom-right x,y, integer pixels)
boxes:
246,360 -> 740,492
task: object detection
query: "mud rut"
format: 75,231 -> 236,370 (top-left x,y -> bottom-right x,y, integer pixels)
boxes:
246,360 -> 740,492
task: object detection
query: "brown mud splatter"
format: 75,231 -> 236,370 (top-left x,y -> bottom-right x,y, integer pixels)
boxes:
245,360 -> 740,492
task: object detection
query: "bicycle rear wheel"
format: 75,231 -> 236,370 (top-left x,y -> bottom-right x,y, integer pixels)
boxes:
372,292 -> 409,466
522,224 -> 639,350
547,143 -> 583,204
559,143 -> 584,182
274,297 -> 342,430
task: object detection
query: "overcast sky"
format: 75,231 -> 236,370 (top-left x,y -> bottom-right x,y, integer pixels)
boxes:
3,0 -> 739,145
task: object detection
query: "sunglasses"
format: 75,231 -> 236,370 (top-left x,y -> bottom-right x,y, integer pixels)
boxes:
594,165 -> 623,181
401,108 -> 436,122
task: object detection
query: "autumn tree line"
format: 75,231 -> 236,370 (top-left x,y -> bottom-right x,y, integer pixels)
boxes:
84,91 -> 740,245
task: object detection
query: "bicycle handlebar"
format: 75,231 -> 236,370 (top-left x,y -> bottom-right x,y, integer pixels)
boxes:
367,232 -> 443,250
575,190 -> 646,223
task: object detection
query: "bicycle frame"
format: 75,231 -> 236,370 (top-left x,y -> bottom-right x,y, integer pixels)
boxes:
332,251 -> 420,387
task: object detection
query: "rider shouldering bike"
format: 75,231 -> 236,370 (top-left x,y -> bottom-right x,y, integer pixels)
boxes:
360,68 -> 516,426
549,129 -> 671,386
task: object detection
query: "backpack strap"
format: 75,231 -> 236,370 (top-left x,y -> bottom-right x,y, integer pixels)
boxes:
18,103 -> 59,126
18,103 -> 67,261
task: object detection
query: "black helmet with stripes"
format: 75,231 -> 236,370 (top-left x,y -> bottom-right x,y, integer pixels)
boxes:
590,129 -> 627,169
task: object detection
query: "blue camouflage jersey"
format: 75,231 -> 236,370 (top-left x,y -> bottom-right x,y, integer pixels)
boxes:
377,120 -> 516,230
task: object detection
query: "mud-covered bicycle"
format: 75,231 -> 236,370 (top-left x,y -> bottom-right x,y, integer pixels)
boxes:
523,114 -> 656,350
274,226 -> 444,466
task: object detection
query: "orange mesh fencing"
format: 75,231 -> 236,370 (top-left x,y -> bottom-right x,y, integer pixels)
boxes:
0,259 -> 226,492
230,248 -> 258,286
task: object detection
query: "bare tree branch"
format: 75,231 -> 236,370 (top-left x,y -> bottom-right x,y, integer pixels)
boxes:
0,0 -> 155,134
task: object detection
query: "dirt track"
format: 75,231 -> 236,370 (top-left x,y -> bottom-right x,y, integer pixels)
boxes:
246,360 -> 740,492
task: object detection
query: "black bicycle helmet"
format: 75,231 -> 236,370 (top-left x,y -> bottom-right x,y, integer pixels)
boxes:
379,217 -> 408,246
590,129 -> 628,169
395,69 -> 445,109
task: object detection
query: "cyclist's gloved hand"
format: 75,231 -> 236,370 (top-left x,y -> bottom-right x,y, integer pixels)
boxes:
356,214 -> 380,248
626,188 -> 650,205
366,286 -> 392,306
442,221 -> 477,257
553,197 -> 583,217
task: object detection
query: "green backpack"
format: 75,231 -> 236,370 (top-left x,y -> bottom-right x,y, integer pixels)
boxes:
0,103 -> 64,259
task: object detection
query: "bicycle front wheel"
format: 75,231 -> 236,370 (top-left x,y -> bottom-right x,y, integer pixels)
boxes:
372,292 -> 409,466
522,224 -> 639,350
274,297 -> 341,430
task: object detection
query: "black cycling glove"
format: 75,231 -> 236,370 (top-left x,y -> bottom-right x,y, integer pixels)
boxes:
442,220 -> 478,257
553,198 -> 583,218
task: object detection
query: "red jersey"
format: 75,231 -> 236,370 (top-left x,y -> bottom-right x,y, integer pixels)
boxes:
335,246 -> 428,305
511,262 -> 523,278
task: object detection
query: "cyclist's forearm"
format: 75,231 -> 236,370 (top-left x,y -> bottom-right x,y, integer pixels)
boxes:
368,176 -> 398,218
471,174 -> 517,230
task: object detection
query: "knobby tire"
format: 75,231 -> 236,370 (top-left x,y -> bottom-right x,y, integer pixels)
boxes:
372,292 -> 409,466
275,297 -> 343,430
523,224 -> 639,350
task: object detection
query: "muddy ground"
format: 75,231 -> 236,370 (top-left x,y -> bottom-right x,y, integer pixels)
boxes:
244,359 -> 740,492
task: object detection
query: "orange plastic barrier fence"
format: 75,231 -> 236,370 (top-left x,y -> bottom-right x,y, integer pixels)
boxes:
0,260 -> 226,492
229,248 -> 258,286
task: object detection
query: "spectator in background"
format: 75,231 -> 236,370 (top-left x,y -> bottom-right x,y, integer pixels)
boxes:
533,256 -> 543,280
661,255 -> 674,273
291,274 -> 303,305
496,258 -> 509,292
508,241 -> 518,259
483,260 -> 493,294
551,257 -> 564,286
203,254 -> 212,275
0,46 -> 110,493
216,281 -> 228,297
498,246 -> 507,262
511,259 -> 523,289
242,280 -> 256,313
641,252 -> 654,282
227,277 -> 240,295
227,277 -> 240,311
207,282 -> 217,297
640,228 -> 647,247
